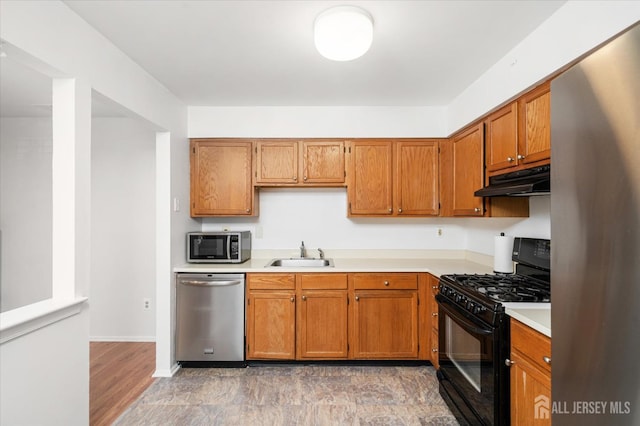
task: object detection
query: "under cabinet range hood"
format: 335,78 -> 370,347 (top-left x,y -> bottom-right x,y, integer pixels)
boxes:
474,164 -> 550,197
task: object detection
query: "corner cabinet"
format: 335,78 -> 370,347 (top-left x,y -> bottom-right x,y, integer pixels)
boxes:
254,139 -> 346,186
440,124 -> 485,216
190,139 -> 257,217
347,139 -> 440,217
508,319 -> 552,425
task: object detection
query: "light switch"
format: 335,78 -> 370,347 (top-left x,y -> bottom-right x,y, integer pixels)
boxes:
173,198 -> 180,212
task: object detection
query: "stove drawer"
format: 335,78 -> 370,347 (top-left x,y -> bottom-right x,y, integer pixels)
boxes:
352,273 -> 418,290
511,318 -> 551,373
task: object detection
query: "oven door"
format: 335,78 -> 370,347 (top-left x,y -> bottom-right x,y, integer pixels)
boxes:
436,294 -> 509,425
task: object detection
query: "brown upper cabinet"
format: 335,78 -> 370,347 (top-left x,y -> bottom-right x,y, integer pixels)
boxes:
347,139 -> 440,217
518,82 -> 551,166
442,124 -> 485,217
190,139 -> 257,217
254,139 -> 345,186
485,82 -> 551,176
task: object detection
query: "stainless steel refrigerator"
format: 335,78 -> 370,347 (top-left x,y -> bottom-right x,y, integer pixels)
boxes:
551,23 -> 640,425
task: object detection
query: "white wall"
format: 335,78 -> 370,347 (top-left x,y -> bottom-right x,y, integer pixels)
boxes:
90,118 -> 156,341
0,117 -> 53,312
189,106 -> 448,138
0,309 -> 89,426
447,1 -> 640,133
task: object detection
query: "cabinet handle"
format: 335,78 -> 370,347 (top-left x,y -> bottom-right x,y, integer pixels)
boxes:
517,154 -> 525,160
474,207 -> 481,213
355,296 -> 359,301
507,157 -> 515,162
542,356 -> 552,365
290,296 -> 295,302
384,281 -> 390,286
505,358 -> 515,367
432,312 -> 438,317
302,295 -> 307,301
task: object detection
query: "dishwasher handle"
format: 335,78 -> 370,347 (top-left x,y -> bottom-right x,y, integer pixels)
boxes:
179,279 -> 243,287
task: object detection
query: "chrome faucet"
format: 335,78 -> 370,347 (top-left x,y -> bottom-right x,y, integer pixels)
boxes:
300,241 -> 306,258
318,248 -> 325,259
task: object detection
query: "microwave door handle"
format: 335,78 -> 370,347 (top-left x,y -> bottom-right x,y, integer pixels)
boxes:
180,280 -> 243,287
227,237 -> 232,260
437,296 -> 494,336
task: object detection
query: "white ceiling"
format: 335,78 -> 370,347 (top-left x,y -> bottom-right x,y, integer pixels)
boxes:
1,0 -> 567,117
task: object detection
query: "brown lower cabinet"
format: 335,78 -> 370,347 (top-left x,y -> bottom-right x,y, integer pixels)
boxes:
509,318 -> 552,425
246,272 -> 424,361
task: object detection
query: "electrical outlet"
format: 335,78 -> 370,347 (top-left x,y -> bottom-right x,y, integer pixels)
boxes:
143,299 -> 151,310
437,228 -> 443,237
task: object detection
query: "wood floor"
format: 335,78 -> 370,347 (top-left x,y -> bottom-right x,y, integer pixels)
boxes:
90,342 -> 156,426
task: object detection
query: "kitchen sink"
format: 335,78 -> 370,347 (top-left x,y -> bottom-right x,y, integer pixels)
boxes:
265,258 -> 335,267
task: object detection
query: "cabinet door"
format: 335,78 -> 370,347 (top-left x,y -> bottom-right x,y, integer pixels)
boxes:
298,290 -> 348,358
246,291 -> 296,359
510,350 -> 551,425
255,140 -> 298,184
351,290 -> 418,358
518,82 -> 551,165
347,140 -> 393,216
451,124 -> 484,216
190,140 -> 254,216
485,102 -> 518,172
395,140 -> 439,216
301,140 -> 345,184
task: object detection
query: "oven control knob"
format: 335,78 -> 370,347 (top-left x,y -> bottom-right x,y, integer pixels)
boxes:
467,301 -> 474,311
473,306 -> 482,314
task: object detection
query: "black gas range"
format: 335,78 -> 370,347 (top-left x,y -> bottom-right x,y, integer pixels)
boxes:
436,237 -> 550,426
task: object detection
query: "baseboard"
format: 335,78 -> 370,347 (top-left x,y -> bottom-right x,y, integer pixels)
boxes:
90,336 -> 156,342
153,362 -> 180,378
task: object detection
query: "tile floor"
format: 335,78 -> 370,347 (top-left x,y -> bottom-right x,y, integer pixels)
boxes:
115,364 -> 458,425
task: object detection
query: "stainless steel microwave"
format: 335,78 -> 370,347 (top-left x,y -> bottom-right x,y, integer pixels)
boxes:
187,231 -> 251,263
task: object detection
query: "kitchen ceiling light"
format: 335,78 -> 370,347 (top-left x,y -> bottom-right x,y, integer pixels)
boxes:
314,6 -> 373,61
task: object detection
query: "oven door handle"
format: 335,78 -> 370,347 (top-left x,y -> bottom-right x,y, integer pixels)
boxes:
437,295 -> 494,336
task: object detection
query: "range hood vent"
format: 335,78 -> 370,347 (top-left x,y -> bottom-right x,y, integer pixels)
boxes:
474,165 -> 550,197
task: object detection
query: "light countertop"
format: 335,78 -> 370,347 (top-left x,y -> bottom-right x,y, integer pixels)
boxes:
174,257 -> 494,277
505,304 -> 551,337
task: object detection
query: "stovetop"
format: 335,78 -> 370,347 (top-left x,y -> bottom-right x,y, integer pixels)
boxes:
444,274 -> 550,303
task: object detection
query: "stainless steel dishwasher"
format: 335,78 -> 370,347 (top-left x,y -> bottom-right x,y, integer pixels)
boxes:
176,273 -> 245,362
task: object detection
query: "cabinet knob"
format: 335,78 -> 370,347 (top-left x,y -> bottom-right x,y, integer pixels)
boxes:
542,356 -> 552,365
290,297 -> 295,302
384,281 -> 390,286
303,176 -> 307,181
517,154 -> 525,160
246,208 -> 251,213
398,208 -> 403,213
432,285 -> 439,290
474,207 -> 481,213
505,358 -> 515,367
432,348 -> 438,353
432,312 -> 438,317
355,296 -> 360,301
292,176 -> 297,181
388,208 -> 393,213
302,295 -> 307,301
507,157 -> 515,162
